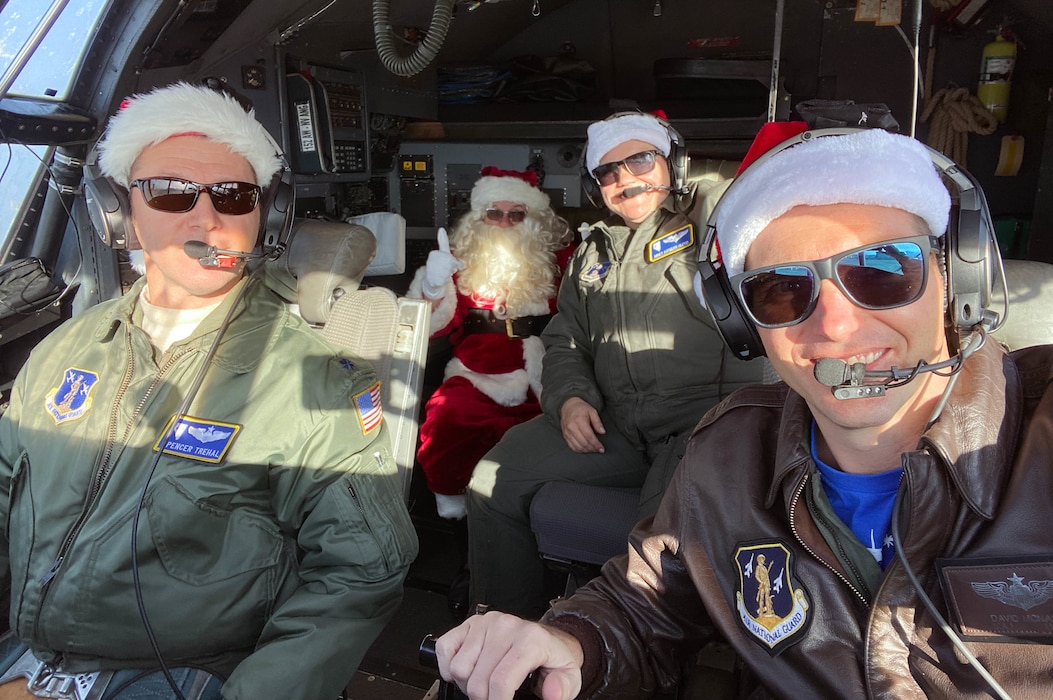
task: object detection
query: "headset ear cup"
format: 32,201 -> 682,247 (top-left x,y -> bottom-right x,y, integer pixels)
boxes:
261,167 -> 295,253
578,144 -> 603,208
83,153 -> 137,250
699,257 -> 766,360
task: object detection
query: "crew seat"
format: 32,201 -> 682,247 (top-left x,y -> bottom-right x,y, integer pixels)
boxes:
268,217 -> 429,500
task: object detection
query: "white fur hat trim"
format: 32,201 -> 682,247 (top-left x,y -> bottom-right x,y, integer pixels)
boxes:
586,113 -> 671,174
97,82 -> 283,188
714,129 -> 950,277
470,175 -> 550,212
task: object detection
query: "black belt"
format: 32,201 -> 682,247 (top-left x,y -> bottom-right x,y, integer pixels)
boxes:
463,309 -> 552,339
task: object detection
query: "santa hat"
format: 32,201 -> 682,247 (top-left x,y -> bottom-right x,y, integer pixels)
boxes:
713,122 -> 951,277
586,112 -> 671,174
470,166 -> 550,213
97,82 -> 283,188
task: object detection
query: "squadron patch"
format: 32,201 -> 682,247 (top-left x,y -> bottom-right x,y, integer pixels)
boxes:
45,367 -> 100,424
355,381 -> 384,435
580,262 -> 611,283
646,224 -> 694,263
734,540 -> 812,655
155,415 -> 241,464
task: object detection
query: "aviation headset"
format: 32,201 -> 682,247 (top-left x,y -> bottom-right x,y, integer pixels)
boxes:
579,111 -> 689,208
82,80 -> 295,256
697,127 -> 1004,361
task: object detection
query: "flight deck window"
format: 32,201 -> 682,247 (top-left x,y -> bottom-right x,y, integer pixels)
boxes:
0,0 -> 108,251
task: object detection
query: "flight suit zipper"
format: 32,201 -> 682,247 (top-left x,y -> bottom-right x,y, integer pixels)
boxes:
787,472 -> 869,607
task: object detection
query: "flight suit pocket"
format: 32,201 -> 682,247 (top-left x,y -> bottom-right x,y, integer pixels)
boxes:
323,470 -> 417,582
147,476 -> 284,586
6,453 -> 34,601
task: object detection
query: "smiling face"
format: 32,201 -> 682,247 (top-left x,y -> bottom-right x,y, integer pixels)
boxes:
129,135 -> 261,309
597,139 -> 671,226
747,203 -> 950,441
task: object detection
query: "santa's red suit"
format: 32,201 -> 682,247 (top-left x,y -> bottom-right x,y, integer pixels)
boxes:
409,168 -> 574,518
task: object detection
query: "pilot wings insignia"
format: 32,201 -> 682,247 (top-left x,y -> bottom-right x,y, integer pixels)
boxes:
187,425 -> 233,443
971,573 -> 1053,611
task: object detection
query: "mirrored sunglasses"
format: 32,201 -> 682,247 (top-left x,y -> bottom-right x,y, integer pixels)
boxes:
131,177 -> 261,215
484,208 -> 527,225
590,150 -> 659,187
730,235 -> 939,328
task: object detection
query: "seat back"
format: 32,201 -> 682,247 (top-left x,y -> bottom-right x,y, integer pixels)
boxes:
990,258 -> 1053,350
268,217 -> 428,501
323,289 -> 430,500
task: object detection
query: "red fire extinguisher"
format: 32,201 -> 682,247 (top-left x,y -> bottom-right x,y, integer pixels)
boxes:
977,27 -> 1017,123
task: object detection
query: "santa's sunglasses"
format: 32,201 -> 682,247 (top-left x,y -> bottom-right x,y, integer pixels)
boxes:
484,208 -> 527,225
729,235 -> 940,328
131,177 -> 261,215
590,150 -> 660,187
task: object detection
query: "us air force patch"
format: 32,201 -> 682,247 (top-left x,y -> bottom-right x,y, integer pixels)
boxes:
155,415 -> 241,464
734,541 -> 811,655
580,262 -> 611,283
45,367 -> 100,424
646,224 -> 694,263
355,381 -> 383,435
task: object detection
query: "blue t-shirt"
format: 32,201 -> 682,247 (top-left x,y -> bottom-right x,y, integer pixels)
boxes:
811,423 -> 903,570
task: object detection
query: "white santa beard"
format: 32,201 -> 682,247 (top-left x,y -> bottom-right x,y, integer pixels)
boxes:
453,221 -> 557,318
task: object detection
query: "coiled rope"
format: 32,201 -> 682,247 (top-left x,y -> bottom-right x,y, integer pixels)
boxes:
921,87 -> 998,168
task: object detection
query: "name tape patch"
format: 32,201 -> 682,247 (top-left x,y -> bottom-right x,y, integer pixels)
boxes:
155,415 -> 241,464
646,224 -> 694,263
937,557 -> 1053,642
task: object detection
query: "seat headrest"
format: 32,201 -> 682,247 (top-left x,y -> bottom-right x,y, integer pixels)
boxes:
991,258 -> 1053,350
266,218 -> 377,325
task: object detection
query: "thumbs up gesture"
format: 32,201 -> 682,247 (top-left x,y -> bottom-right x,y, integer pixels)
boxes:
421,228 -> 464,300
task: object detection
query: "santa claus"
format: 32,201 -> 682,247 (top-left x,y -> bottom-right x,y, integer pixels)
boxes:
410,167 -> 575,519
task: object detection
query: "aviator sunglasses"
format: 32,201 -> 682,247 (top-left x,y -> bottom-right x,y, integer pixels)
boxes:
590,150 -> 660,187
729,235 -> 940,328
484,208 -> 527,225
131,177 -> 262,215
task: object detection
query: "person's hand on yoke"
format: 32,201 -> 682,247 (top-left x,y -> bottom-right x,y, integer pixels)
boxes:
436,611 -> 584,700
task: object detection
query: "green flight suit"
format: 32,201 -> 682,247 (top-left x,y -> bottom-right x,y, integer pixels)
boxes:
468,175 -> 765,616
0,274 -> 418,700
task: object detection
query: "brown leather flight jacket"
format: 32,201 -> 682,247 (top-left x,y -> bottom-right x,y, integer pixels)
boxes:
545,341 -> 1053,698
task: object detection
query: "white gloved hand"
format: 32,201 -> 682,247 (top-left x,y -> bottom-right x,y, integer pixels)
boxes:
421,228 -> 463,300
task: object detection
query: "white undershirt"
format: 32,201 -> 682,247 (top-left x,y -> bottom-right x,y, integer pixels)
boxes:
138,287 -> 222,352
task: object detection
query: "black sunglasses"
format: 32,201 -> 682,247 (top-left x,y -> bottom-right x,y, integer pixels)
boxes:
729,235 -> 940,328
590,150 -> 660,187
484,208 -> 527,225
131,177 -> 261,215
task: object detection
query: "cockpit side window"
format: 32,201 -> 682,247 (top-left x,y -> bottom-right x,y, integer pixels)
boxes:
0,0 -> 109,254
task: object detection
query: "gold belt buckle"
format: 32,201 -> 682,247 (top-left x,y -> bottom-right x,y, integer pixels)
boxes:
505,318 -> 516,338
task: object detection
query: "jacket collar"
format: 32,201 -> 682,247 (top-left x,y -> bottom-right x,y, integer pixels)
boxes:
91,272 -> 288,374
767,341 -> 1019,520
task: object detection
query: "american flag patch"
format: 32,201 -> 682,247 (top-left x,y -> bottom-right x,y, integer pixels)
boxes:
354,382 -> 383,434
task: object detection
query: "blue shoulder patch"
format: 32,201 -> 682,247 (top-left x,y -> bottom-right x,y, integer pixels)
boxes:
45,367 -> 100,424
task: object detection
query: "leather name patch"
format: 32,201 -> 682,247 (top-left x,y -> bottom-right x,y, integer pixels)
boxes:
937,557 -> 1053,642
